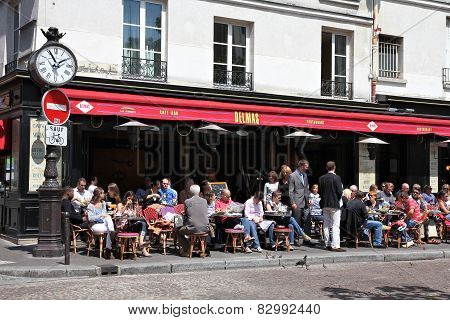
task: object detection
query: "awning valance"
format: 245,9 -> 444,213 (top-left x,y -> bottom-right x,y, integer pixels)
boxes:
61,88 -> 450,136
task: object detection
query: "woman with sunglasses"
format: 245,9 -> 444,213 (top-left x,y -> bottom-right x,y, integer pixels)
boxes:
117,191 -> 151,257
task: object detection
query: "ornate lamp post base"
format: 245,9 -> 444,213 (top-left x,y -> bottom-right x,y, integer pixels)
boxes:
32,145 -> 64,258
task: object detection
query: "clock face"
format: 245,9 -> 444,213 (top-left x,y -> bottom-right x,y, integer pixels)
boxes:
35,45 -> 76,86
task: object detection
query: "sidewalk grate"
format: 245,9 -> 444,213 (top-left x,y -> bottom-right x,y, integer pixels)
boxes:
97,265 -> 119,276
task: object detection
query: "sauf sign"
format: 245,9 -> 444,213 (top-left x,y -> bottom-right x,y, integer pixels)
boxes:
45,125 -> 67,146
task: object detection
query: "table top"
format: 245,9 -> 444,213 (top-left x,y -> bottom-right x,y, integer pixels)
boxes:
369,210 -> 403,216
264,211 -> 291,218
213,212 -> 242,218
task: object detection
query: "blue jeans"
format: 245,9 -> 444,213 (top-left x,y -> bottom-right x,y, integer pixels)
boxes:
364,220 -> 383,246
288,217 -> 304,243
241,218 -> 275,248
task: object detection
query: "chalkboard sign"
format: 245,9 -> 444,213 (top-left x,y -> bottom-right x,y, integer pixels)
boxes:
210,182 -> 228,199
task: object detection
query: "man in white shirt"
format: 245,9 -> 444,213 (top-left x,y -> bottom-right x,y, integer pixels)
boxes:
72,177 -> 93,215
242,191 -> 276,252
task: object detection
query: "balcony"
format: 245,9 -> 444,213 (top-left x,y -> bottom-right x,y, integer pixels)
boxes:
443,68 -> 450,88
4,60 -> 18,75
122,56 -> 167,82
213,69 -> 253,91
320,80 -> 353,99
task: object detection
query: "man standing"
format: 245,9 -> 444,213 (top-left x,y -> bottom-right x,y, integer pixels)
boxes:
176,185 -> 210,256
289,159 -> 312,243
318,161 -> 345,252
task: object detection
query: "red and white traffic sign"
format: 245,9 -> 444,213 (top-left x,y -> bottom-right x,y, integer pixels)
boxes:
41,89 -> 71,125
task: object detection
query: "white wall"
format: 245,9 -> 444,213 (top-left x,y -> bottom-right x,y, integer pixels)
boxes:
377,0 -> 450,101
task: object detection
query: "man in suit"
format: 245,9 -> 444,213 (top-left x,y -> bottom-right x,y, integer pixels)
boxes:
289,159 -> 313,244
318,161 -> 345,252
176,184 -> 210,256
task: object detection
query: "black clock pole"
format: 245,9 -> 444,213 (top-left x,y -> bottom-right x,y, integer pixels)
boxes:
32,27 -> 70,258
32,143 -> 64,257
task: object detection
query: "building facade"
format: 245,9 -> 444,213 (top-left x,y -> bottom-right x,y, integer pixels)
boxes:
0,0 -> 449,243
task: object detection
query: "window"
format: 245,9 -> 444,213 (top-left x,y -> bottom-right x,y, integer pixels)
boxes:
379,35 -> 402,79
13,4 -> 19,62
444,18 -> 450,87
122,0 -> 166,81
321,31 -> 352,99
213,22 -> 252,90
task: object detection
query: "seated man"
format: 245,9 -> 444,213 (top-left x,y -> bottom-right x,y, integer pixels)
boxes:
158,178 -> 178,206
347,191 -> 384,249
214,189 -> 237,244
62,186 -> 88,228
267,191 -> 311,246
422,185 -> 436,206
176,185 -> 210,256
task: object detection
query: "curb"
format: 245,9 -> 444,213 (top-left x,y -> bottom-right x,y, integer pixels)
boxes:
0,250 -> 448,278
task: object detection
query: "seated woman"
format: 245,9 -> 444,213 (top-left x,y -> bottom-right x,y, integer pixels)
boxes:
437,191 -> 450,219
267,191 -> 311,246
365,191 -> 380,211
117,191 -> 151,257
87,187 -> 115,258
242,191 -> 276,253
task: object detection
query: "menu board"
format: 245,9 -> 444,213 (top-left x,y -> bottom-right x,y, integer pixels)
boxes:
210,182 -> 228,199
29,118 -> 62,192
358,144 -> 376,192
429,142 -> 439,190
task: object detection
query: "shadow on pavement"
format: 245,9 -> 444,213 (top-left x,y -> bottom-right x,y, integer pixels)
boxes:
322,285 -> 450,300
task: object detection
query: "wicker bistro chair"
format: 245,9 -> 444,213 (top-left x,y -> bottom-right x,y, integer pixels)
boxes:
86,230 -> 105,258
70,223 -> 91,254
188,232 -> 208,258
342,209 -> 373,249
116,232 -> 139,260
173,204 -> 185,215
273,226 -> 292,252
224,228 -> 245,253
143,206 -> 173,255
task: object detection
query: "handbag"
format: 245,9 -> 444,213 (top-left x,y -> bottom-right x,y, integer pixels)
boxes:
173,215 -> 183,228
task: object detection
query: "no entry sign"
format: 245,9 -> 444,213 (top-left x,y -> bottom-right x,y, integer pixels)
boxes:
41,89 -> 71,125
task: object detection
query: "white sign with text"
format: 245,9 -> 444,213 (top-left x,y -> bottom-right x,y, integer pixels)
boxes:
45,125 -> 67,146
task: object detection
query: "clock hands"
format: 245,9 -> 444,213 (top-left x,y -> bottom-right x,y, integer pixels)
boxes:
48,50 -> 58,67
56,58 -> 71,68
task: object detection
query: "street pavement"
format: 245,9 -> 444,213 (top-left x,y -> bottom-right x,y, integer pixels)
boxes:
0,259 -> 448,299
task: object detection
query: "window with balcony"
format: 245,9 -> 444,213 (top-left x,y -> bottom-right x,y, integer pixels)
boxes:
122,0 -> 166,82
5,4 -> 20,75
213,22 -> 252,91
379,35 -> 403,80
321,31 -> 352,99
444,18 -> 450,88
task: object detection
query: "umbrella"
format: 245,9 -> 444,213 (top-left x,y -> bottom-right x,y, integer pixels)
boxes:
357,137 -> 389,144
196,124 -> 231,133
284,130 -> 321,139
113,120 -> 159,131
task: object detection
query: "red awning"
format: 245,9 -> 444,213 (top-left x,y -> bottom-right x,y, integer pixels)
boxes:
61,88 -> 450,136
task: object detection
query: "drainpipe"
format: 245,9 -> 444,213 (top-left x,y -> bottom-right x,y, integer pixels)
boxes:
371,0 -> 381,103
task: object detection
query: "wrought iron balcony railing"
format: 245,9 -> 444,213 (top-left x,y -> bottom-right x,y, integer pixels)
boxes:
213,69 -> 253,91
122,56 -> 167,82
443,68 -> 450,88
320,80 -> 353,99
4,60 -> 18,75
